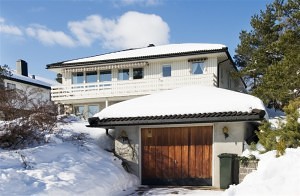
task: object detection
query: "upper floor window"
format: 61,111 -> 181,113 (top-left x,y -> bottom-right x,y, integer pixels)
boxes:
133,68 -> 144,79
7,83 -> 16,90
100,70 -> 112,82
192,62 -> 204,75
86,71 -> 97,83
162,65 -> 171,77
118,69 -> 129,80
72,72 -> 84,84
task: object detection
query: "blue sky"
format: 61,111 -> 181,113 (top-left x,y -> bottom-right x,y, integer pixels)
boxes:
0,0 -> 273,80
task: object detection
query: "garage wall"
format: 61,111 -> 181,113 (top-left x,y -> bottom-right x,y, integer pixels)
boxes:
114,122 -> 249,188
114,126 -> 139,176
213,122 -> 247,187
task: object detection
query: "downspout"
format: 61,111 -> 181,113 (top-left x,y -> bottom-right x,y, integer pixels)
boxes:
106,129 -> 115,140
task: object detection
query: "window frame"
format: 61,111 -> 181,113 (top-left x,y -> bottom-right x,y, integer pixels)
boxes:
72,72 -> 84,84
133,68 -> 144,80
99,70 -> 112,82
6,82 -> 16,90
118,69 -> 130,81
191,62 -> 205,75
86,71 -> 98,83
162,65 -> 172,77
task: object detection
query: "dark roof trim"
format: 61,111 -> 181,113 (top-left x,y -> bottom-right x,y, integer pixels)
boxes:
4,76 -> 51,90
47,48 -> 228,69
87,109 -> 266,128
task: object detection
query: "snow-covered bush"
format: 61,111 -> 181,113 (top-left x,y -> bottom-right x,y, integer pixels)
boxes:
0,87 -> 58,149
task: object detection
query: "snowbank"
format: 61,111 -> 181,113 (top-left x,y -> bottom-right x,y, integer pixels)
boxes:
225,148 -> 300,196
0,119 -> 139,196
95,86 -> 266,119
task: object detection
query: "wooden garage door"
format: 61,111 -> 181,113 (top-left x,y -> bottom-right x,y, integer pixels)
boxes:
141,126 -> 213,186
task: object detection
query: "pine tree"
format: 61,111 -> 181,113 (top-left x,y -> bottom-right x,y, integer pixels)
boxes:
234,0 -> 300,109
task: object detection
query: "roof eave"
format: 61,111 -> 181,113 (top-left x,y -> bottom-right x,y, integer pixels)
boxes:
47,48 -> 228,69
87,110 -> 266,129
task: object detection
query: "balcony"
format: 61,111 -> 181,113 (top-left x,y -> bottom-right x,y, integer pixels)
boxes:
51,74 -> 217,102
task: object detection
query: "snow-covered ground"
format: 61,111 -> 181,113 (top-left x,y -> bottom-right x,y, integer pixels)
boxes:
0,118 -> 139,195
1,116 -> 300,196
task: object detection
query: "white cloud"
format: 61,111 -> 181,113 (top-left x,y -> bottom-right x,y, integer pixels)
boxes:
26,24 -> 76,47
0,17 -> 23,36
68,11 -> 170,49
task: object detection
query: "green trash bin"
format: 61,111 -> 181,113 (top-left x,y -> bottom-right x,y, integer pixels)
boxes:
218,153 -> 238,189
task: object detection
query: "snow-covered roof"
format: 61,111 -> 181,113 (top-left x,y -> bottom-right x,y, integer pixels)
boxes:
58,43 -> 226,65
94,86 -> 266,120
6,71 -> 58,89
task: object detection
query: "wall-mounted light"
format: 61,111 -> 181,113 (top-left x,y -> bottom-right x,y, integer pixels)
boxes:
119,130 -> 129,142
223,126 -> 229,139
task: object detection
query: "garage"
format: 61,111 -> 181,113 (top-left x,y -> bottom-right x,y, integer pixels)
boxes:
141,126 -> 213,186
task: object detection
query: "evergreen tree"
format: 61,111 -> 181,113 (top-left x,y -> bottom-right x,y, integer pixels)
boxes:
234,0 -> 300,109
257,97 -> 300,156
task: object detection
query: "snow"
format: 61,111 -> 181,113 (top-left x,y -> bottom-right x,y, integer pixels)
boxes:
9,70 -> 59,88
225,148 -> 300,196
94,86 -> 267,119
1,116 -> 299,195
0,118 -> 139,195
64,43 -> 226,64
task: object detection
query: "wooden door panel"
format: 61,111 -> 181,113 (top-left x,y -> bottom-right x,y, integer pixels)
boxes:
141,126 -> 212,186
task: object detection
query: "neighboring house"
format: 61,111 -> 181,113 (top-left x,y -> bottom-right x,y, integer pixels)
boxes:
88,86 -> 267,188
0,60 -> 57,119
46,43 -> 245,119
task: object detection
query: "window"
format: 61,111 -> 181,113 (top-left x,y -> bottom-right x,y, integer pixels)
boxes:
100,70 -> 112,82
7,83 -> 16,90
74,105 -> 85,118
133,68 -> 144,79
192,62 -> 205,74
162,65 -> 171,77
72,72 -> 84,84
118,69 -> 129,80
88,105 -> 99,117
86,71 -> 97,83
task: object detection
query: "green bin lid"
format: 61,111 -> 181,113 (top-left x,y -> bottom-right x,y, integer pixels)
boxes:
218,153 -> 237,158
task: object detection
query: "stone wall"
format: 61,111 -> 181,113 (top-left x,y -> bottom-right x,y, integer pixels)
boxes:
239,160 -> 259,183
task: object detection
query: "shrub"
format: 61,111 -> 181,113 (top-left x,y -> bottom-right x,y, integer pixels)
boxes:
0,87 -> 58,149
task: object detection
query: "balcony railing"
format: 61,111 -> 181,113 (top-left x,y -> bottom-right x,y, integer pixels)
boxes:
51,74 -> 217,102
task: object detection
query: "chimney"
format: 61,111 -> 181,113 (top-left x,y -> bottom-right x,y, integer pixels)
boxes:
16,59 -> 28,77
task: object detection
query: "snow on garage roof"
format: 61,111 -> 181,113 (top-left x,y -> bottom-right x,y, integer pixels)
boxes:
94,86 -> 267,120
63,43 -> 227,64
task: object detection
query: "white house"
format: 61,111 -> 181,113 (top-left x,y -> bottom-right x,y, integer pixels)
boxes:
88,86 -> 267,188
1,60 -> 57,119
46,43 -> 245,119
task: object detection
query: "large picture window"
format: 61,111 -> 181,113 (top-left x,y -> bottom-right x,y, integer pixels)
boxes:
72,72 -> 84,84
162,65 -> 171,77
86,71 -> 97,83
100,70 -> 112,82
133,68 -> 144,79
74,105 -> 85,118
88,105 -> 99,117
192,62 -> 205,75
118,69 -> 129,80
